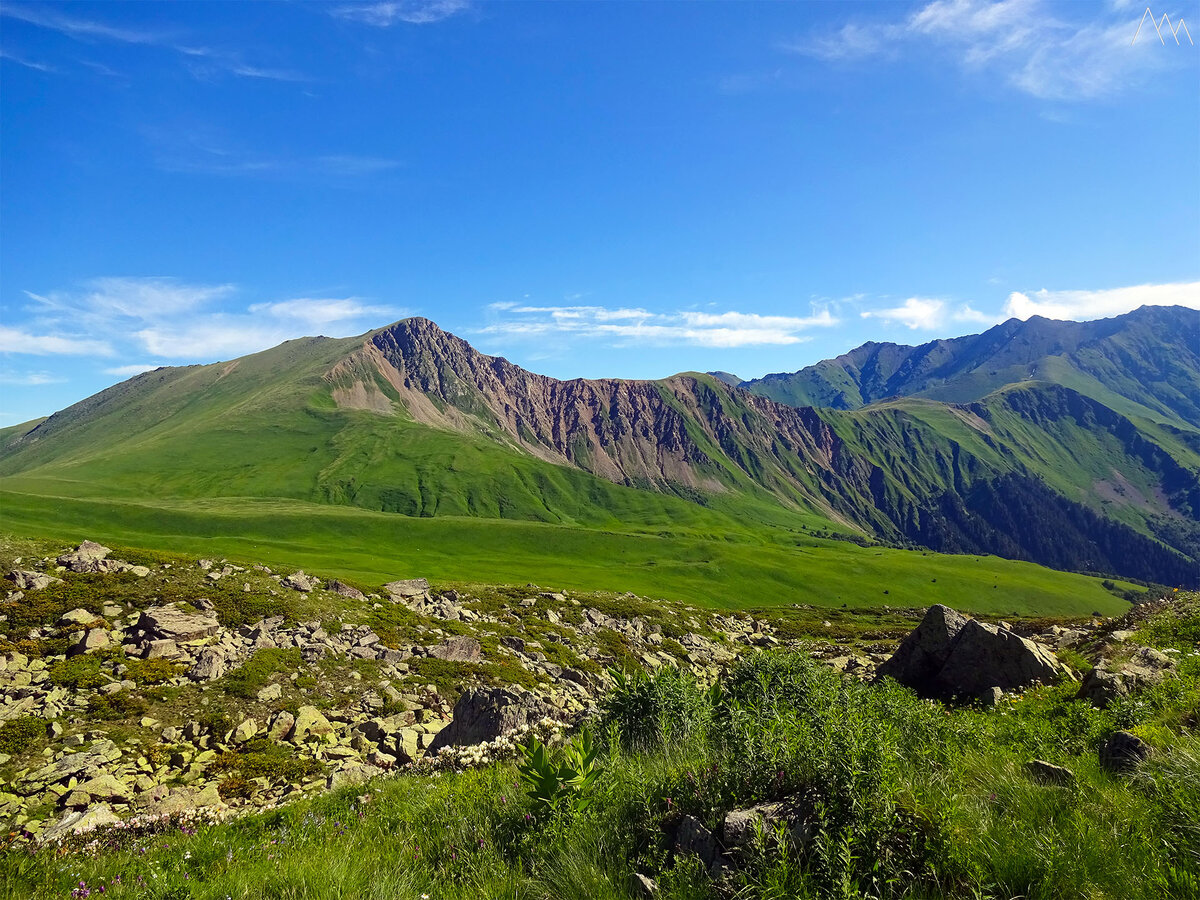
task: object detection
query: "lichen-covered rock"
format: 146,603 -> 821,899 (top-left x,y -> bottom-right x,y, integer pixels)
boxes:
290,706 -> 334,742
130,605 -> 220,645
675,815 -> 718,868
384,578 -> 430,599
7,570 -> 60,591
1078,648 -> 1176,708
327,580 -> 366,600
282,571 -> 316,592
189,647 -> 227,681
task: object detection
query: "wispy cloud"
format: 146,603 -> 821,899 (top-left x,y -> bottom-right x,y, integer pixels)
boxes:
479,303 -> 839,348
0,369 -> 69,386
1003,281 -> 1200,320
1,3 -> 308,82
0,4 -> 162,44
146,128 -> 401,179
860,297 -> 995,330
0,48 -> 58,72
786,0 -> 1179,101
16,276 -> 406,364
0,326 -> 115,357
333,0 -> 470,26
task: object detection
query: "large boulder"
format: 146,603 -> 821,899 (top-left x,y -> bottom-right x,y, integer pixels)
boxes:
877,605 -> 1063,699
429,635 -> 482,662
189,647 -> 228,681
384,578 -> 430,599
129,605 -> 220,645
427,687 -> 557,752
875,605 -> 969,691
289,705 -> 334,742
1099,730 -> 1152,774
56,541 -> 112,573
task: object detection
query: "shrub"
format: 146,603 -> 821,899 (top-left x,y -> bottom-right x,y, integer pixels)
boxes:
86,692 -> 147,721
124,658 -> 184,686
217,776 -> 257,800
0,716 -> 45,754
598,666 -> 711,751
47,656 -> 107,690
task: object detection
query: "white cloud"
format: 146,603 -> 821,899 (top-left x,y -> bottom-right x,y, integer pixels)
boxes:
103,364 -> 160,377
786,0 -> 1176,101
247,297 -> 395,328
861,297 -> 1004,330
0,370 -> 68,385
1003,282 -> 1200,320
333,0 -> 470,26
478,304 -> 839,348
0,326 -> 114,357
0,48 -> 58,72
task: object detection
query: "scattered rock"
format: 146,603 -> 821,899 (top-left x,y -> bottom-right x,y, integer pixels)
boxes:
1099,731 -> 1152,774
1078,648 -> 1176,708
327,580 -> 366,601
56,541 -> 112,574
633,873 -> 660,897
130,605 -> 221,645
290,706 -> 334,742
722,800 -> 811,856
1026,759 -> 1076,785
190,647 -> 227,681
68,628 -> 111,656
6,570 -> 60,591
43,803 -> 121,841
384,578 -> 430,599
674,814 -> 719,869
282,571 -> 316,592
257,683 -> 282,702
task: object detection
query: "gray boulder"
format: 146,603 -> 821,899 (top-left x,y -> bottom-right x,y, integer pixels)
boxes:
877,605 -> 1062,699
130,605 -> 220,645
1078,648 -> 1176,708
327,580 -> 366,601
7,570 -> 60,591
384,578 -> 430,599
675,815 -> 719,869
282,571 -> 316,592
723,800 -> 811,856
429,635 -> 482,662
875,605 -> 969,692
189,647 -> 227,681
56,541 -> 112,573
427,687 -> 556,752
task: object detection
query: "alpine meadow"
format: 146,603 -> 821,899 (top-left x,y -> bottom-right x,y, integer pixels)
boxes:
1,2 -> 1198,899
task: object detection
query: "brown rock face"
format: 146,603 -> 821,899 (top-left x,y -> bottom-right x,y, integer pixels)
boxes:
323,318 -> 875,525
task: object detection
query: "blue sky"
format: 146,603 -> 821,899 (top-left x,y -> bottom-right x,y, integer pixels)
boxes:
2,0 -> 1197,424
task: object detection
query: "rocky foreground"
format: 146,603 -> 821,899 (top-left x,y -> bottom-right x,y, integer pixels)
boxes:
0,541 -> 1180,845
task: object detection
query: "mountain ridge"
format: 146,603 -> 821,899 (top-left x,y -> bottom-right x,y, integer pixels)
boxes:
2,310 -> 1197,586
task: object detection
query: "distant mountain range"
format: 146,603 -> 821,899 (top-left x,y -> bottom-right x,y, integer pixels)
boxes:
2,305 -> 1197,586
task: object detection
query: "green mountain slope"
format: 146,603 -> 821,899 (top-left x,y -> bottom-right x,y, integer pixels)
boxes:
743,305 -> 1200,428
1,315 -> 1196,588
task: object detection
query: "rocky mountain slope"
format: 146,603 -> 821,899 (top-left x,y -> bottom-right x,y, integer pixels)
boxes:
2,313 -> 1197,585
742,305 -> 1200,428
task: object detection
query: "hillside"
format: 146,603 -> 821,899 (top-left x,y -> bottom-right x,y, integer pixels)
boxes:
1,315 -> 1197,587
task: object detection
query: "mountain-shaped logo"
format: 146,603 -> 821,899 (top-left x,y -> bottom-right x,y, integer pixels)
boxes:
1132,7 -> 1194,45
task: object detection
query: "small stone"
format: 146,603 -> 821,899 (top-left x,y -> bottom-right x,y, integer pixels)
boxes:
1026,759 -> 1076,785
257,683 -> 282,702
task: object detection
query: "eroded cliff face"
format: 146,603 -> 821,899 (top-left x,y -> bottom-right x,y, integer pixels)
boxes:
323,317 -> 871,522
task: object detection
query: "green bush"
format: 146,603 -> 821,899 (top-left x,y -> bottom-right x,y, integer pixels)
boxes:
47,655 -> 107,690
124,657 -> 184,686
598,665 -> 711,751
86,691 -> 147,721
0,716 -> 45,754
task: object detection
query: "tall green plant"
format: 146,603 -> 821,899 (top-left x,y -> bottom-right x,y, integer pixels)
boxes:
518,727 -> 604,817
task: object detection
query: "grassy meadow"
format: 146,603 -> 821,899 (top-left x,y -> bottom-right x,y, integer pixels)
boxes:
0,486 -> 1137,616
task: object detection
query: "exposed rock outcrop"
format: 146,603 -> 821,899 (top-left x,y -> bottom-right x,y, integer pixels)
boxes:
427,687 -> 557,752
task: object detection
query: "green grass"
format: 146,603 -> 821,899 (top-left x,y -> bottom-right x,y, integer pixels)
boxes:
0,488 -> 1135,616
6,630 -> 1196,900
